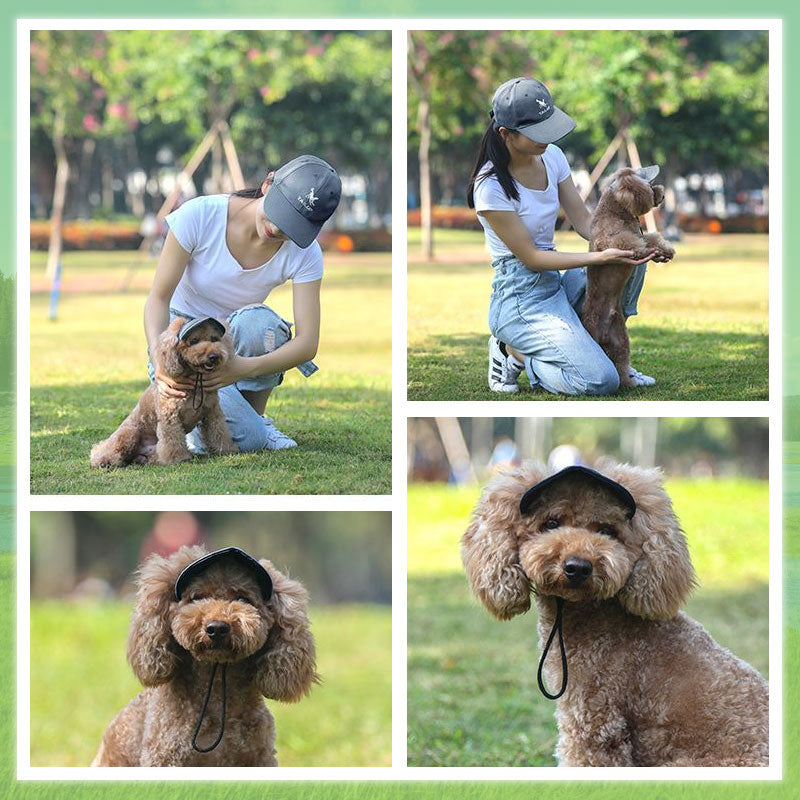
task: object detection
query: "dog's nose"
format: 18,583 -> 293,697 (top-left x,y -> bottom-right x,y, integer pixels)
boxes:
206,354 -> 219,365
563,557 -> 593,585
205,620 -> 231,640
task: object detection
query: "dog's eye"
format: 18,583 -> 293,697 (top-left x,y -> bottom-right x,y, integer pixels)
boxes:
189,338 -> 199,346
189,594 -> 206,602
235,596 -> 253,605
210,336 -> 220,342
598,526 -> 617,538
544,518 -> 560,530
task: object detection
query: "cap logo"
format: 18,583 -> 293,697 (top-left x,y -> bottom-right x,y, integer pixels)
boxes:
298,187 -> 318,211
536,98 -> 548,108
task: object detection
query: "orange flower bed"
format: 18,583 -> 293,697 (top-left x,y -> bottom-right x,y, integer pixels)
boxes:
30,220 -> 143,251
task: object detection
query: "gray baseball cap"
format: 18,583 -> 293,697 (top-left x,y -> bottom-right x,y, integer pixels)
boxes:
263,155 -> 342,248
178,316 -> 226,342
491,77 -> 576,144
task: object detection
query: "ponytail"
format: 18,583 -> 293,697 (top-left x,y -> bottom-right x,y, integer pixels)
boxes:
231,187 -> 264,199
466,122 -> 520,208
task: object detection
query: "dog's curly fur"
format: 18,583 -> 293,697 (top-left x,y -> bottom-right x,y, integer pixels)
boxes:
461,460 -> 768,767
90,317 -> 237,467
583,168 -> 676,387
91,546 -> 317,767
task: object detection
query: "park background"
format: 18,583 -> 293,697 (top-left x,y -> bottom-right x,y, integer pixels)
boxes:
27,29 -> 392,494
27,510 -> 392,767
0,8 -> 796,800
407,29 -> 769,401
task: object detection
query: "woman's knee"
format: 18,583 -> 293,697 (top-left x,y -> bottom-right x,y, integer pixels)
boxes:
227,305 -> 291,358
583,362 -> 620,395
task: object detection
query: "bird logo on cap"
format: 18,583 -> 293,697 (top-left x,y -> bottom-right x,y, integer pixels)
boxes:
299,187 -> 318,211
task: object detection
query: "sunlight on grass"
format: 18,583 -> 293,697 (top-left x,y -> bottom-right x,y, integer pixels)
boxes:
407,231 -> 768,401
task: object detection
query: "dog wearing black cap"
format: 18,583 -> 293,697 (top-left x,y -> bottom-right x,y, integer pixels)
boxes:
90,316 -> 237,467
461,460 -> 768,766
583,167 -> 675,388
91,545 -> 317,767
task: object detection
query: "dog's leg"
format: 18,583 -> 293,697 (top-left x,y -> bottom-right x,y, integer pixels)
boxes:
199,398 -> 238,456
643,232 -> 675,260
154,407 -> 192,465
556,706 -> 635,766
90,417 -> 142,468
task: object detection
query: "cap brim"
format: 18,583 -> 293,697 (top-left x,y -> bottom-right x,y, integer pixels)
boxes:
519,465 -> 636,519
175,547 -> 273,601
635,165 -> 660,183
516,106 -> 576,144
178,317 -> 227,341
263,188 -> 320,249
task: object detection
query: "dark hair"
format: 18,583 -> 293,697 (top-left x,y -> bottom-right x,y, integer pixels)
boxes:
466,122 -> 520,208
230,186 -> 264,199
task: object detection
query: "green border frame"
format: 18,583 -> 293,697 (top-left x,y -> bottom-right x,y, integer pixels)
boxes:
6,4 -> 799,797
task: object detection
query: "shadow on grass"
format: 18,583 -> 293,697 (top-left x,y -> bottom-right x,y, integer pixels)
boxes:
31,380 -> 391,495
407,572 -> 768,767
407,326 -> 768,401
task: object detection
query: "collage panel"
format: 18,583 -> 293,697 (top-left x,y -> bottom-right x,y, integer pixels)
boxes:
28,28 -> 392,495
407,417 -> 770,767
28,510 -> 391,768
407,29 -> 769,402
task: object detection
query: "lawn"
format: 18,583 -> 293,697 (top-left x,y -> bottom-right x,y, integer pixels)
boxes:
30,599 -> 391,767
406,478 -> 770,767
29,250 -> 391,494
407,229 -> 769,401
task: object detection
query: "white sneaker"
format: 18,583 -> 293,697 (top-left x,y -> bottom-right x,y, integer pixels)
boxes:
628,366 -> 656,387
488,336 -> 523,393
262,417 -> 298,450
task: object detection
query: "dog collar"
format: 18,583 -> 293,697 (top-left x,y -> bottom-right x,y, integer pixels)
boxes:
519,465 -> 636,519
177,316 -> 227,342
174,547 -> 273,602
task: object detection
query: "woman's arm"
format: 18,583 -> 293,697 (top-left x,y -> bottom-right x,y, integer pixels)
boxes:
558,177 -> 593,241
201,279 -> 321,391
480,210 -> 651,271
144,230 -> 193,398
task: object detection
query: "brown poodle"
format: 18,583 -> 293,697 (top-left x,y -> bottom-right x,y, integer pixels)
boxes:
90,317 -> 237,467
583,167 -> 676,388
461,461 -> 768,767
92,545 -> 317,767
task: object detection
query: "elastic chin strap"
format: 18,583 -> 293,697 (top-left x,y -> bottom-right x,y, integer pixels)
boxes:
537,596 -> 568,700
191,662 -> 227,753
191,372 -> 204,411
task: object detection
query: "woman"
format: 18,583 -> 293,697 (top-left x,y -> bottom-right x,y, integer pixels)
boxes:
467,77 -> 670,396
145,154 -> 341,452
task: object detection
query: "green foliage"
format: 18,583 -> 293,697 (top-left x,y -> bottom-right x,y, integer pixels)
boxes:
29,251 -> 390,494
30,600 -> 391,767
407,479 -> 768,766
407,230 -> 768,401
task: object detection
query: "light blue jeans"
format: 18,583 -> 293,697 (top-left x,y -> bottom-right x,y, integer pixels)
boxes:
148,304 -> 317,452
488,255 -> 646,396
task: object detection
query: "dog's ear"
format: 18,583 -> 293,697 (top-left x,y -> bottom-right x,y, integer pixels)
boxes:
253,561 -> 318,702
153,318 -> 186,377
652,184 -> 665,206
127,545 -> 206,686
604,462 -> 697,620
615,171 -> 655,217
461,462 -> 545,620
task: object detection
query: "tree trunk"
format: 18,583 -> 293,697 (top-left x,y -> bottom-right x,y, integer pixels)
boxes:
417,94 -> 433,260
211,131 -> 224,194
46,108 -> 69,280
100,141 -> 114,211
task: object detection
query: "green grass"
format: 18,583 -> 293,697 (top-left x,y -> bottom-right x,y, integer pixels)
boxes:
407,478 -> 769,767
30,600 -> 391,767
30,251 -> 391,494
407,229 -> 768,401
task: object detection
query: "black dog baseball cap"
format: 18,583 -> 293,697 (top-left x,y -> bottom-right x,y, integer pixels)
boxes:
519,466 -> 636,519
178,317 -> 227,342
609,165 -> 660,191
263,155 -> 342,249
491,77 -> 576,144
175,547 -> 273,602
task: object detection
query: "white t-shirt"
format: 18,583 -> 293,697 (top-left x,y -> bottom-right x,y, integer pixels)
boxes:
166,194 -> 323,319
473,144 -> 572,259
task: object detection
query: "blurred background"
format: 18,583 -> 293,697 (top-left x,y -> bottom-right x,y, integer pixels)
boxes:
407,29 -> 769,401
407,416 -> 769,766
29,29 -> 392,495
29,510 -> 391,767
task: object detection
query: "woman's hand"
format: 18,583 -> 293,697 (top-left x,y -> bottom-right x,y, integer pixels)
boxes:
594,247 -> 656,267
153,365 -> 194,399
196,354 -> 253,392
